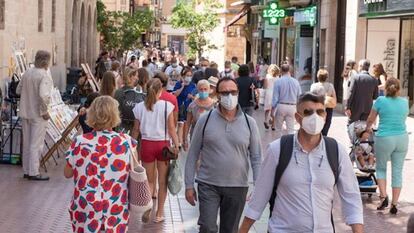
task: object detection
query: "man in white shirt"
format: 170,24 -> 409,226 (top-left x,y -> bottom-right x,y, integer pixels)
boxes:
239,92 -> 364,233
17,50 -> 54,181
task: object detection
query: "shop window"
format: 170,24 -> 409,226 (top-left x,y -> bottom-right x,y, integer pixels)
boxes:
38,0 -> 43,32
0,0 -> 4,30
399,18 -> 414,106
51,0 -> 56,32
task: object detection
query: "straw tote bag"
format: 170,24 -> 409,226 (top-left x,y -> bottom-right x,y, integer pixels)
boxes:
128,138 -> 152,221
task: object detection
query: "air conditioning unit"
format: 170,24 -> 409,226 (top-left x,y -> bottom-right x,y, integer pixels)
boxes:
289,0 -> 311,7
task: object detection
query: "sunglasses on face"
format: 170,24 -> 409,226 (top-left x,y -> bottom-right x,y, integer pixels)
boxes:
303,108 -> 326,116
218,90 -> 239,96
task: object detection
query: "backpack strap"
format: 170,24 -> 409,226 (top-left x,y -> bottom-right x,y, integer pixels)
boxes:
243,111 -> 251,133
324,136 -> 339,185
201,109 -> 214,150
268,134 -> 294,217
323,136 -> 339,233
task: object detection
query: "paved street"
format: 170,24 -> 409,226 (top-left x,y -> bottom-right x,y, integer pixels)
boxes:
0,110 -> 413,233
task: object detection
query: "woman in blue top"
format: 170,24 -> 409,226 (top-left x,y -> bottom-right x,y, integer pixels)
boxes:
366,77 -> 409,215
173,67 -> 197,145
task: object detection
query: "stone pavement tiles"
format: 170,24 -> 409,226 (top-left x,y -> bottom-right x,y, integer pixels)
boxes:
0,111 -> 413,232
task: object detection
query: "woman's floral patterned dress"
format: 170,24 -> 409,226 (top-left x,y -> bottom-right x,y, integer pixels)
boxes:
66,130 -> 137,233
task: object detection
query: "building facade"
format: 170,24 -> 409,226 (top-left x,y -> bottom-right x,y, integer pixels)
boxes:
0,0 -> 98,92
346,0 -> 414,113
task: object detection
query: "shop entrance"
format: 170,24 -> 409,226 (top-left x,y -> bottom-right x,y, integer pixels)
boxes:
399,18 -> 414,111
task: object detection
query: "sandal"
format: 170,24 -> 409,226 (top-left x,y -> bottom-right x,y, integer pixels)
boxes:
153,216 -> 165,223
377,196 -> 389,210
141,209 -> 152,223
390,204 -> 398,215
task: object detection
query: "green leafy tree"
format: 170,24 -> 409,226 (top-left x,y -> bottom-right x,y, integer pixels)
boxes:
170,0 -> 222,58
96,0 -> 154,56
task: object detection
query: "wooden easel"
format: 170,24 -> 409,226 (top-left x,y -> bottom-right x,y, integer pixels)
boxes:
81,63 -> 100,92
40,115 -> 79,168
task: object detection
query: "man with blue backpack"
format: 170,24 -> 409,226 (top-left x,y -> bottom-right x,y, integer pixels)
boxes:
239,93 -> 364,233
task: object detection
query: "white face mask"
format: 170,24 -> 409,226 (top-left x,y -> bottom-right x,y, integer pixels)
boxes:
301,113 -> 325,135
220,94 -> 238,110
184,76 -> 192,83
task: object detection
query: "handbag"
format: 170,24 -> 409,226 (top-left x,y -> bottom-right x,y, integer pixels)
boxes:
325,95 -> 337,108
128,137 -> 152,221
168,160 -> 183,195
162,102 -> 178,160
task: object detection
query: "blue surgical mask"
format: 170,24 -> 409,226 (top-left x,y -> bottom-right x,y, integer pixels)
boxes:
199,91 -> 209,99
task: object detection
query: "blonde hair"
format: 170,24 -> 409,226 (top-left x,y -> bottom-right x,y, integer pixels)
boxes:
86,96 -> 121,130
317,69 -> 329,82
197,79 -> 210,90
145,79 -> 163,111
123,67 -> 138,87
267,64 -> 280,77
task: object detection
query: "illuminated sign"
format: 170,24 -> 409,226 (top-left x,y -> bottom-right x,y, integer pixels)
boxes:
364,0 -> 384,4
294,5 -> 317,26
263,2 -> 286,25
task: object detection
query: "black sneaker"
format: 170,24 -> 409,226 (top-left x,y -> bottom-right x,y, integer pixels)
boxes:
23,174 -> 29,179
28,175 -> 50,181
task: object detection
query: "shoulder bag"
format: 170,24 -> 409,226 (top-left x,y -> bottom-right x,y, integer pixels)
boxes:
162,101 -> 179,160
128,137 -> 152,222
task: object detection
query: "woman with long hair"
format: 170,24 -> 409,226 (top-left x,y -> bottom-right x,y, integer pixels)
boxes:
137,67 -> 150,93
366,78 -> 409,215
131,79 -> 180,222
372,63 -> 387,96
100,71 -> 116,97
263,64 -> 280,130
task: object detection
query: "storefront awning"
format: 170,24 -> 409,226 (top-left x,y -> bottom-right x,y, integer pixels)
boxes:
224,5 -> 251,32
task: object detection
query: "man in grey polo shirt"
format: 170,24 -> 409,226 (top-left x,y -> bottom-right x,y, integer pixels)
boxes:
185,77 -> 262,233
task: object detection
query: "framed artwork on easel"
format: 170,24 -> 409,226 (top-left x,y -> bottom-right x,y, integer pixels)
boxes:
14,51 -> 27,76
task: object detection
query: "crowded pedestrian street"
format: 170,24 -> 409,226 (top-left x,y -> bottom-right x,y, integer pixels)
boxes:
3,0 -> 414,233
0,110 -> 413,233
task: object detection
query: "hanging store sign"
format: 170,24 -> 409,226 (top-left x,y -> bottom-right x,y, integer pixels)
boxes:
294,5 -> 317,26
364,0 -> 384,4
263,2 -> 286,25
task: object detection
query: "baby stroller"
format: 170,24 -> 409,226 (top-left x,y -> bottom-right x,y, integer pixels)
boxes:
348,121 -> 378,197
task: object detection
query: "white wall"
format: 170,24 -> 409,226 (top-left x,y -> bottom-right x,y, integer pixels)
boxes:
366,19 -> 400,78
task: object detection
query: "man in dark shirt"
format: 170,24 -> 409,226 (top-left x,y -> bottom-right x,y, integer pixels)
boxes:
346,59 -> 379,124
236,64 -> 258,116
192,59 -> 209,84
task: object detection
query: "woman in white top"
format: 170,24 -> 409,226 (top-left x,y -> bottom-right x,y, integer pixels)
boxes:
342,60 -> 357,108
131,78 -> 179,223
263,64 -> 280,130
310,69 -> 337,136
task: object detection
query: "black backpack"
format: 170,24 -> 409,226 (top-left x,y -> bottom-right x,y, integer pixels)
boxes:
119,89 -> 146,126
268,134 -> 339,231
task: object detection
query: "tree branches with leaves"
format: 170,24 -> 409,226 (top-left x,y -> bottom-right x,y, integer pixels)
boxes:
97,0 -> 154,55
170,0 -> 222,58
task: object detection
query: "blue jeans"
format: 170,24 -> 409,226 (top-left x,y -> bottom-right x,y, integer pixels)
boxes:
374,134 -> 409,188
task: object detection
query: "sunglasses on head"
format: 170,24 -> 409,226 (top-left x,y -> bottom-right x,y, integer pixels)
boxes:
218,90 -> 238,96
303,108 -> 326,116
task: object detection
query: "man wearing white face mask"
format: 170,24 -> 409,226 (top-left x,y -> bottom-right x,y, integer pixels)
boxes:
240,93 -> 364,233
185,77 -> 262,233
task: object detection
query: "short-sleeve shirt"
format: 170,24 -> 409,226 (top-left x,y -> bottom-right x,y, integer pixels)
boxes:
237,76 -> 257,107
373,96 -> 409,137
133,100 -> 174,141
65,131 -> 136,232
173,82 -> 197,108
160,90 -> 178,113
310,82 -> 335,97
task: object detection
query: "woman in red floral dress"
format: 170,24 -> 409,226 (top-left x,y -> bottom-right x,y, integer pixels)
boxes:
64,96 -> 137,233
